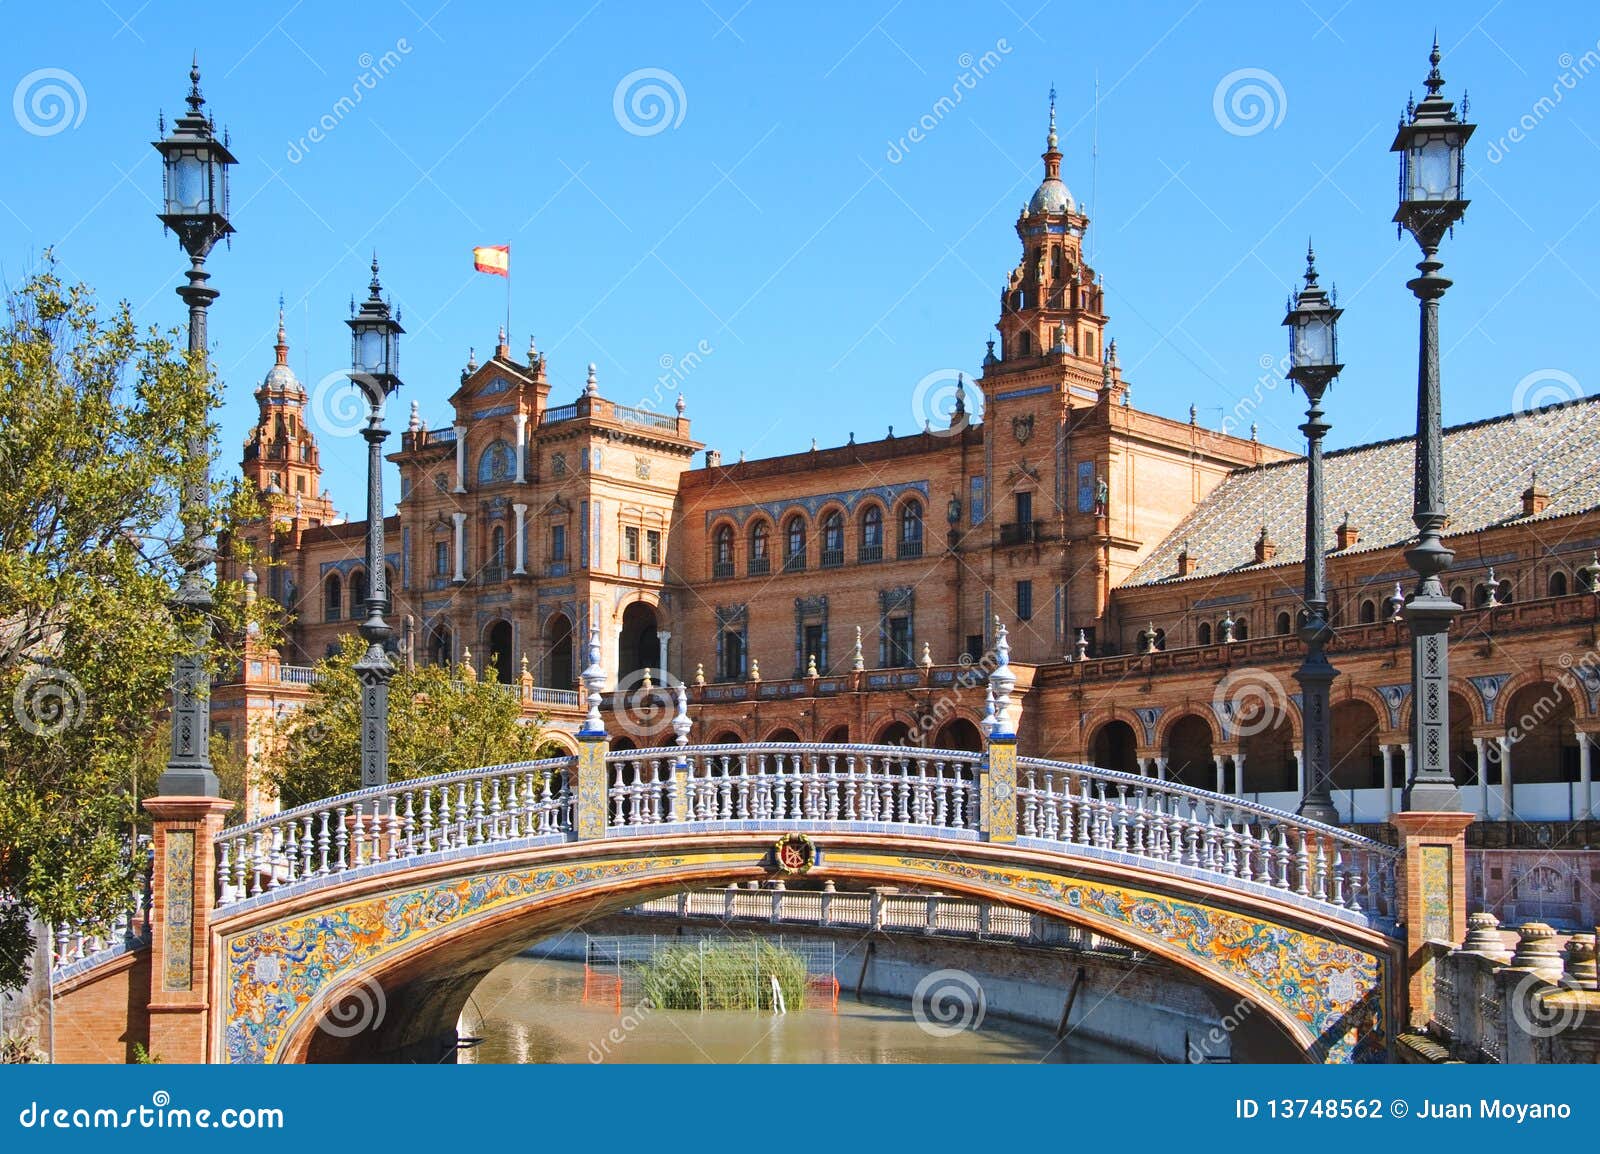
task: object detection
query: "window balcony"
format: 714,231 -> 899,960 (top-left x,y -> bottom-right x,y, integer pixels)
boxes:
713,561 -> 735,580
897,539 -> 923,560
820,548 -> 844,568
480,565 -> 506,584
858,543 -> 884,564
747,556 -> 770,576
999,520 -> 1045,546
783,553 -> 807,574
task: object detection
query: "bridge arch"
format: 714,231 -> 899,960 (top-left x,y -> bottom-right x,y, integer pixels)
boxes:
232,827 -> 1392,1066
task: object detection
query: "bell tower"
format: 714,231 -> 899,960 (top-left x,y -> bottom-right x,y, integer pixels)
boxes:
241,303 -> 335,530
987,89 -> 1111,402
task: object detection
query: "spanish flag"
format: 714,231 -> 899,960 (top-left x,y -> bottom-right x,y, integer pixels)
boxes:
473,245 -> 510,277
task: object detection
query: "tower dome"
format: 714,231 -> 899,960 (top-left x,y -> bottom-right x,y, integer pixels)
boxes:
258,302 -> 304,397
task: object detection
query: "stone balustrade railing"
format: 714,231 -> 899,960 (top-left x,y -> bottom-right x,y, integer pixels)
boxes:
1426,913 -> 1600,1062
213,757 -> 573,907
605,745 -> 980,830
1016,756 -> 1396,922
51,847 -> 153,975
628,884 -> 1138,955
206,742 -> 1395,927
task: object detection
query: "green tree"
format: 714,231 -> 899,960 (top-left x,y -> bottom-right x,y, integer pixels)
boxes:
264,637 -> 559,810
0,257 -> 267,991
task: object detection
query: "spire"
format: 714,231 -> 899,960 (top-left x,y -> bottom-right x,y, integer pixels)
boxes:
1424,31 -> 1444,98
1041,85 -> 1062,182
1304,239 -> 1319,288
186,54 -> 204,115
274,295 -> 289,367
953,373 -> 966,422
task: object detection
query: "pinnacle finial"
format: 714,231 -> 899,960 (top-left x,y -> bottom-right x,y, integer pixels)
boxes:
1304,239 -> 1319,286
274,295 -> 289,367
187,55 -> 204,113
585,362 -> 598,396
1047,84 -> 1058,151
1425,33 -> 1445,97
368,252 -> 382,297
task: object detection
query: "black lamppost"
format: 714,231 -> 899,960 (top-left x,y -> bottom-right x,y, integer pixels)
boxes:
1284,244 -> 1343,826
346,257 -> 404,789
1393,38 -> 1474,812
152,60 -> 236,797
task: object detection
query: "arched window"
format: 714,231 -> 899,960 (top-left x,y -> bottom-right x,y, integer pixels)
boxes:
1359,599 -> 1377,624
749,521 -> 770,575
349,569 -> 368,616
427,626 -> 453,667
1550,570 -> 1570,597
491,525 -> 507,570
821,510 -> 844,567
1197,622 -> 1212,645
784,516 -> 807,572
859,506 -> 883,562
713,525 -> 734,578
898,501 -> 923,559
476,439 -> 515,486
1019,330 -> 1033,356
1234,617 -> 1248,641
324,573 -> 343,621
1450,585 -> 1467,607
1276,611 -> 1292,635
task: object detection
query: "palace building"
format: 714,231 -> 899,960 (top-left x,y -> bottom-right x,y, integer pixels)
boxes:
216,99 -> 1600,844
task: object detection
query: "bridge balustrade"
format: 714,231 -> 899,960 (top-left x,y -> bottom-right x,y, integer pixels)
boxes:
605,745 -> 981,830
1016,757 -> 1397,922
213,758 -> 572,907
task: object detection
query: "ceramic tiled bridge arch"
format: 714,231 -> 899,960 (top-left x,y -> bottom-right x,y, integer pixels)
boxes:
56,742 -> 1431,1064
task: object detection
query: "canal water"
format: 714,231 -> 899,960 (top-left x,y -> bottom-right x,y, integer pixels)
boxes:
460,956 -> 1145,1064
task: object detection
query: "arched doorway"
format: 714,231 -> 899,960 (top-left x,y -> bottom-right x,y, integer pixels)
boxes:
1501,681 -> 1578,787
484,620 -> 514,685
1449,692 -> 1476,787
710,730 -> 744,744
1164,715 -> 1214,789
609,736 -> 636,753
1329,701 -> 1382,790
765,727 -> 800,742
934,718 -> 984,752
426,625 -> 453,668
822,724 -> 850,743
542,614 -> 573,690
1240,717 -> 1296,794
875,720 -> 911,746
1088,720 -> 1138,773
618,601 -> 659,684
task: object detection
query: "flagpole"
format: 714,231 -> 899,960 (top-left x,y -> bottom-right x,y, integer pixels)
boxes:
506,246 -> 512,346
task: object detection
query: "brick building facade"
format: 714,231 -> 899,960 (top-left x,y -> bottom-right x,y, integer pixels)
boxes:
216,101 -> 1600,835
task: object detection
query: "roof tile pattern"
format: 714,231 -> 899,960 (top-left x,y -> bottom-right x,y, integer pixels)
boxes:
1123,396 -> 1600,587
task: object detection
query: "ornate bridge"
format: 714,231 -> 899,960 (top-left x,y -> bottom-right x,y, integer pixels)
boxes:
52,739 -> 1420,1065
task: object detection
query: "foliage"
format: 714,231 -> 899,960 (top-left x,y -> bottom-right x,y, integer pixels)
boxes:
263,637 -> 558,809
639,939 -> 808,1011
131,1043 -> 161,1064
1,1030 -> 46,1064
0,256 -> 270,991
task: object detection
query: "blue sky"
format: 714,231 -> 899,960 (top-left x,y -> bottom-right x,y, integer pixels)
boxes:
4,1 -> 1596,517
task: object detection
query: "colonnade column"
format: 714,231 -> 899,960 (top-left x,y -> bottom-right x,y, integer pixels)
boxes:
1213,754 -> 1226,795
1154,756 -> 1168,781
657,630 -> 671,683
1232,752 -> 1246,798
451,512 -> 467,583
511,503 -> 527,575
1473,736 -> 1489,819
452,424 -> 467,492
1497,735 -> 1514,820
513,412 -> 528,484
1579,732 -> 1594,820
1293,749 -> 1305,795
1379,744 -> 1395,819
